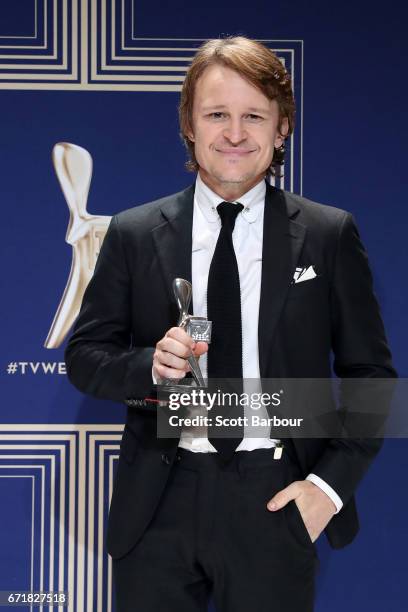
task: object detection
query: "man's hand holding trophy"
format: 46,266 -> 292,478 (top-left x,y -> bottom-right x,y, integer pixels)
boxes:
153,278 -> 211,392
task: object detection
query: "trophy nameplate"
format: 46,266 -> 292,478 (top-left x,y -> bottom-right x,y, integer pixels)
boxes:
186,316 -> 212,343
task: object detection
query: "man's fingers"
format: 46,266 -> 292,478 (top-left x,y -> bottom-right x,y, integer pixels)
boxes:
156,336 -> 194,359
165,326 -> 195,347
154,349 -> 189,372
154,363 -> 187,380
267,482 -> 300,511
192,341 -> 208,357
154,329 -> 208,380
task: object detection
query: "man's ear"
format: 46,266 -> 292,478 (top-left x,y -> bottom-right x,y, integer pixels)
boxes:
275,116 -> 289,148
184,119 -> 195,142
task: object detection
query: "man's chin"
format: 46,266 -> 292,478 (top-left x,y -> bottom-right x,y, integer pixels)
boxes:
212,173 -> 257,185
198,166 -> 267,192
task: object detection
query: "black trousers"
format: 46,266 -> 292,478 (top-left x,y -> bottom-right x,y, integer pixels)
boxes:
113,447 -> 319,612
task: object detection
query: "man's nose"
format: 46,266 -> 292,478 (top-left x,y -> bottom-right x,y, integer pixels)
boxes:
223,118 -> 247,144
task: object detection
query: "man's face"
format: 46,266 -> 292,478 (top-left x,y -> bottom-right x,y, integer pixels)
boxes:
187,64 -> 288,197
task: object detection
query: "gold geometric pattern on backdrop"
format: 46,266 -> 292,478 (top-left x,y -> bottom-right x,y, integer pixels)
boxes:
0,0 -> 303,92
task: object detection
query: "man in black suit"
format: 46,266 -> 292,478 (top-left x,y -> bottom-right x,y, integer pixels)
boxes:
65,37 -> 396,611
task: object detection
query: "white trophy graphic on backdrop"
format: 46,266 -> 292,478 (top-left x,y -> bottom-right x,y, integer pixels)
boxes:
44,142 -> 111,348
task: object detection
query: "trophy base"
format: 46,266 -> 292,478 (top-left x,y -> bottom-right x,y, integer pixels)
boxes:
158,379 -> 208,395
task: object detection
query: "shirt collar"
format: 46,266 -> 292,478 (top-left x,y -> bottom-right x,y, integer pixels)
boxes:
194,172 -> 266,224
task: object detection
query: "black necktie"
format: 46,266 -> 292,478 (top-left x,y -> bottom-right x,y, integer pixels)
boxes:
207,201 -> 244,460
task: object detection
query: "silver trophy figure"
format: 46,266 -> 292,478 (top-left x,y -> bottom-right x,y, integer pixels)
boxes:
172,278 -> 211,388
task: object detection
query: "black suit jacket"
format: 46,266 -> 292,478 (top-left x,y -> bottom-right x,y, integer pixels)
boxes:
65,182 -> 396,559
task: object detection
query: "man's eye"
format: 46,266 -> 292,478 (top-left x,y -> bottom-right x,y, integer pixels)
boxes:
246,114 -> 263,121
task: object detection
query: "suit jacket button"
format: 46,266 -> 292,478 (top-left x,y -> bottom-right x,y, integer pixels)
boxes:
161,453 -> 171,465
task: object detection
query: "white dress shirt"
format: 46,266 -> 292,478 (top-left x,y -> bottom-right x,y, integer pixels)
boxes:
175,173 -> 343,513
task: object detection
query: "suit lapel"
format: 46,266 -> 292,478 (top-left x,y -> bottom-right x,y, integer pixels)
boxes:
151,184 -> 195,314
258,183 -> 306,377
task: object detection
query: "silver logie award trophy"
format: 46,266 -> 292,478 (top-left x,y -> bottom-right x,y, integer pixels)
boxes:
156,279 -> 211,436
168,278 -> 211,389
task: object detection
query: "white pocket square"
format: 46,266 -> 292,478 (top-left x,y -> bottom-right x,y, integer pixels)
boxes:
293,266 -> 317,284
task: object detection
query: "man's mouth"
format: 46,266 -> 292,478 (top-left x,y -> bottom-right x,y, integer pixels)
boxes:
215,148 -> 256,156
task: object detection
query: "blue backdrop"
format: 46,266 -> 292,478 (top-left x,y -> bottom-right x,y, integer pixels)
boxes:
0,1 -> 407,610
